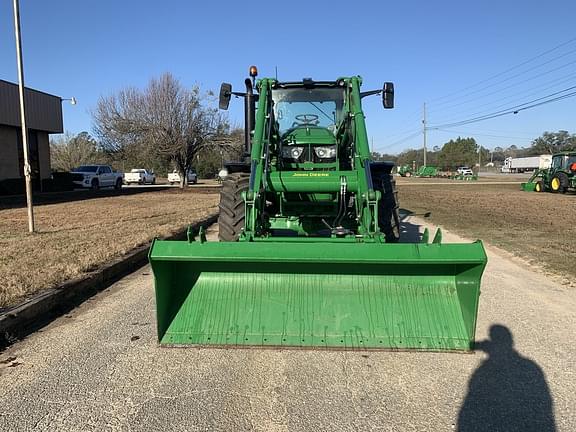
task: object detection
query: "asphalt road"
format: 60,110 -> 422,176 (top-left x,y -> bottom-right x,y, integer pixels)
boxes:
1,220 -> 574,431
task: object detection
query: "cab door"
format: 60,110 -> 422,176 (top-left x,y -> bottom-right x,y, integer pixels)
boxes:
100,166 -> 113,186
550,155 -> 562,175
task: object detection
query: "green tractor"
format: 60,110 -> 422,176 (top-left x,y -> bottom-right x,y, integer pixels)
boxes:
415,166 -> 438,177
398,165 -> 437,178
149,68 -> 487,351
398,165 -> 413,177
522,152 -> 576,193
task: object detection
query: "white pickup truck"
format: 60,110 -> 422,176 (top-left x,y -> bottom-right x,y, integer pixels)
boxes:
124,169 -> 156,185
71,165 -> 123,190
168,169 -> 197,185
457,166 -> 474,176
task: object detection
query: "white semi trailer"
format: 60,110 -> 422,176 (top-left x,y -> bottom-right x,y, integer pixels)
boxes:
501,155 -> 552,173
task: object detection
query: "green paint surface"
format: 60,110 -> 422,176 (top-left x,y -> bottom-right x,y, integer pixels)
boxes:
150,240 -> 486,351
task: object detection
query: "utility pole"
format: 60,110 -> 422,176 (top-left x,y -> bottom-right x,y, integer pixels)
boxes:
13,0 -> 34,233
478,144 -> 482,177
422,102 -> 427,167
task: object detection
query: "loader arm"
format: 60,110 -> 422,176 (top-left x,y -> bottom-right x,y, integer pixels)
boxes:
349,76 -> 379,236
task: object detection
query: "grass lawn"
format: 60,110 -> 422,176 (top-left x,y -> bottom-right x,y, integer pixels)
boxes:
398,181 -> 576,280
0,189 -> 219,308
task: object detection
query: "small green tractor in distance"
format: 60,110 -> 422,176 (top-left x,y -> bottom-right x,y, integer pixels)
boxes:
397,165 -> 438,177
415,166 -> 438,177
522,151 -> 576,193
149,67 -> 487,351
398,165 -> 413,177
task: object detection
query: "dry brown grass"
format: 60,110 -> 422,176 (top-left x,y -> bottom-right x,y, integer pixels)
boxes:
0,189 -> 219,308
398,182 -> 576,279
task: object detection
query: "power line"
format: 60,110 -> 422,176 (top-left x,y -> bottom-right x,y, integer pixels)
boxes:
377,37 -> 576,153
430,46 -> 576,111
429,57 -> 576,118
383,110 -> 423,140
377,130 -> 421,151
385,123 -> 422,140
429,36 -> 576,105
516,91 -> 576,111
429,87 -> 576,129
429,70 -> 576,124
431,84 -> 576,127
438,127 -> 539,136
382,70 -> 573,142
434,128 -> 535,141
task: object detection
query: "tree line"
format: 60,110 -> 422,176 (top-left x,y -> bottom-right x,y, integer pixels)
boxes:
371,130 -> 576,169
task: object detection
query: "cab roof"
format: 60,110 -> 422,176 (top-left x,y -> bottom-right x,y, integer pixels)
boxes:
272,78 -> 350,89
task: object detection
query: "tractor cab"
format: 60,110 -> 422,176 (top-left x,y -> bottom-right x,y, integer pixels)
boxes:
271,81 -> 345,171
551,152 -> 576,171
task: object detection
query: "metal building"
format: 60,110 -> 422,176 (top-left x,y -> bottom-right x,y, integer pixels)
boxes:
0,79 -> 63,186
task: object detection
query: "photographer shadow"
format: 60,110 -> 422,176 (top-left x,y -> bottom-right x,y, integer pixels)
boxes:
458,325 -> 556,432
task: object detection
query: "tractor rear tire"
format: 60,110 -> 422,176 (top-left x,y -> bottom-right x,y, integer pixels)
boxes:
218,173 -> 250,241
377,174 -> 401,243
550,173 -> 569,193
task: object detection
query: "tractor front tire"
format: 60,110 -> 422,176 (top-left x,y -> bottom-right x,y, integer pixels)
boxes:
218,173 -> 250,241
535,181 -> 545,192
377,174 -> 401,243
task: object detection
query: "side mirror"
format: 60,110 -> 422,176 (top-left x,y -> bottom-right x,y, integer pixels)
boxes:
219,83 -> 232,110
382,82 -> 394,109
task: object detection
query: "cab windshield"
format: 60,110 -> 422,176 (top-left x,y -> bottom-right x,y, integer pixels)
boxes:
272,87 -> 345,135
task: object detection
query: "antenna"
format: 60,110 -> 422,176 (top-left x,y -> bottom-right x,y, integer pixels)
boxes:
275,66 -> 278,80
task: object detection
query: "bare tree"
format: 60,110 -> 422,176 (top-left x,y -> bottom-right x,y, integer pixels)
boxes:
50,131 -> 103,171
93,73 -> 228,187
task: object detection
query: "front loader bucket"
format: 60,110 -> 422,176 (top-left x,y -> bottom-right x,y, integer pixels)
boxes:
521,182 -> 536,191
149,240 -> 487,351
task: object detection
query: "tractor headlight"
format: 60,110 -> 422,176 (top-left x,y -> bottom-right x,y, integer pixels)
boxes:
314,146 -> 337,159
282,146 -> 304,160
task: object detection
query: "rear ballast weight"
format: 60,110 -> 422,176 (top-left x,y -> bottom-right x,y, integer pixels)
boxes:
150,68 -> 487,351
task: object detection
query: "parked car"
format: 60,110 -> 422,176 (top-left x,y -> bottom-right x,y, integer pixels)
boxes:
70,165 -> 123,190
457,166 -> 474,176
124,169 -> 156,185
217,168 -> 228,182
168,169 -> 197,185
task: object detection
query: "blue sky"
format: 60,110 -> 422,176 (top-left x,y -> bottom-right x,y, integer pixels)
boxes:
1,0 -> 575,154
